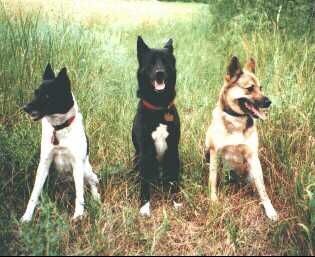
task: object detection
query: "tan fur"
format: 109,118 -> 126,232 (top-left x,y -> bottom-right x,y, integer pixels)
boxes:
205,58 -> 278,221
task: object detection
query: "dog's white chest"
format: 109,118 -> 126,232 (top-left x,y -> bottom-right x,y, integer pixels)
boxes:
152,124 -> 169,161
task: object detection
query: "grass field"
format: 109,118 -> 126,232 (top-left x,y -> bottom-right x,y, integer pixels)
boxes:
0,0 -> 314,255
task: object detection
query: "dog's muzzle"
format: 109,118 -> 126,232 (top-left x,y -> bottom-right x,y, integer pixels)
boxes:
257,97 -> 272,109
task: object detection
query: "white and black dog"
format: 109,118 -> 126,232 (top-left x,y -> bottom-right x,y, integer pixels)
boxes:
21,64 -> 100,222
132,36 -> 181,217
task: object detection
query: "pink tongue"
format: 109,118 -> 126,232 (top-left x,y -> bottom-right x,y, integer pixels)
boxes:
154,81 -> 165,91
245,102 -> 266,120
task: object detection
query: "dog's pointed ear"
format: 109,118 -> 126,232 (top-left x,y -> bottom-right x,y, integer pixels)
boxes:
226,56 -> 242,81
137,36 -> 149,62
57,67 -> 70,87
164,39 -> 173,54
244,58 -> 256,74
43,63 -> 55,80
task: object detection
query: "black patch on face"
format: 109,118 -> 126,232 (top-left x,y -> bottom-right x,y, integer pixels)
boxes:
23,64 -> 74,121
136,36 -> 177,107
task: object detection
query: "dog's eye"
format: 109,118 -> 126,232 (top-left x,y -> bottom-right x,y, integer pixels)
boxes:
248,85 -> 255,92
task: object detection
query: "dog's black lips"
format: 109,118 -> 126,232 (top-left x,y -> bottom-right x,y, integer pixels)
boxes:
238,98 -> 266,120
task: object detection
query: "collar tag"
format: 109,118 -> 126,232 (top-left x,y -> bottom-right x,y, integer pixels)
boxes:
51,131 -> 59,145
164,113 -> 175,122
51,116 -> 75,146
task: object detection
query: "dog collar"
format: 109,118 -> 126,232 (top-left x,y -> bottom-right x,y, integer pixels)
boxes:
223,107 -> 247,118
223,108 -> 254,130
142,100 -> 175,111
53,116 -> 76,131
51,116 -> 75,145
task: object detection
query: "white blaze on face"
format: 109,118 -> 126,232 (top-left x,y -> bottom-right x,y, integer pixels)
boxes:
152,124 -> 169,161
154,81 -> 166,91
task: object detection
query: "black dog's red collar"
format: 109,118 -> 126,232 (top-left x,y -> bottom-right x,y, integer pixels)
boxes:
51,116 -> 75,145
142,100 -> 175,111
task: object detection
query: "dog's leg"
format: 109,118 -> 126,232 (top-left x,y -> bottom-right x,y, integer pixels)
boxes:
73,161 -> 85,220
163,147 -> 180,193
84,159 -> 100,201
21,160 -> 51,223
163,147 -> 181,209
209,149 -> 218,202
139,155 -> 158,217
248,156 -> 278,221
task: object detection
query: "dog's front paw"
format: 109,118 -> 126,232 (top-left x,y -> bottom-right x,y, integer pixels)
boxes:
72,212 -> 84,221
210,194 -> 219,203
139,202 -> 150,217
92,191 -> 101,202
72,206 -> 85,220
262,201 -> 278,221
21,214 -> 32,223
173,201 -> 183,211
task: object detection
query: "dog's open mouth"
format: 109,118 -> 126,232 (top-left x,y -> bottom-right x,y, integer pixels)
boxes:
153,80 -> 166,93
239,98 -> 267,120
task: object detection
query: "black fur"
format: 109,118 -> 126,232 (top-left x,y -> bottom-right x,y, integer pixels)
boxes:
132,36 -> 181,207
23,64 -> 74,121
86,133 -> 90,157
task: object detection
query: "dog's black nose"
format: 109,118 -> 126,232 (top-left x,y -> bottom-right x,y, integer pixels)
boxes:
156,70 -> 166,82
262,97 -> 272,108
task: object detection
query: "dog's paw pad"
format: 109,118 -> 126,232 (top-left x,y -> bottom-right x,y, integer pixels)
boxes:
139,202 -> 150,217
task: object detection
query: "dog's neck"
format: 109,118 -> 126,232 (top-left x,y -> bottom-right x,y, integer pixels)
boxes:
46,97 -> 78,128
220,107 -> 254,133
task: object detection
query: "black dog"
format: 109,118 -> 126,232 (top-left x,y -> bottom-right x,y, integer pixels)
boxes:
132,36 -> 181,216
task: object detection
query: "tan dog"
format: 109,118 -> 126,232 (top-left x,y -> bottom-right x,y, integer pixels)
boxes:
205,56 -> 278,221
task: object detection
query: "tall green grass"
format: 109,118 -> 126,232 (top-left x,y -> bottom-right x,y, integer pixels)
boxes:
0,0 -> 314,255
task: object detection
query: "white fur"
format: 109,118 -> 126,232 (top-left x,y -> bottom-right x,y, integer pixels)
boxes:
21,98 -> 100,223
173,201 -> 183,211
139,202 -> 151,217
152,124 -> 169,161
